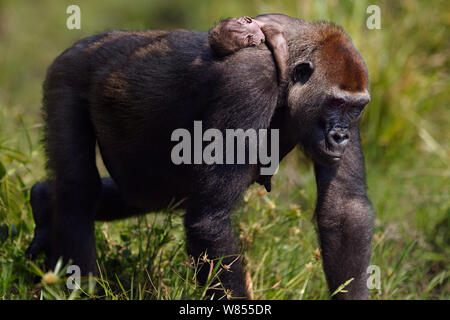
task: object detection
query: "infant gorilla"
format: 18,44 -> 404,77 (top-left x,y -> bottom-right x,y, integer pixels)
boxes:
208,16 -> 288,83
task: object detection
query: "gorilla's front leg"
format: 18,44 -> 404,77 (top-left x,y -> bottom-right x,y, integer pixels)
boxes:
314,126 -> 374,300
184,165 -> 253,299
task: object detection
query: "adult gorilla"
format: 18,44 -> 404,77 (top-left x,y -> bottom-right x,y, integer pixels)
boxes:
26,14 -> 373,299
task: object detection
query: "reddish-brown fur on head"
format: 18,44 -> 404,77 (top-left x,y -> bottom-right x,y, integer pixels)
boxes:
286,21 -> 370,167
315,24 -> 367,92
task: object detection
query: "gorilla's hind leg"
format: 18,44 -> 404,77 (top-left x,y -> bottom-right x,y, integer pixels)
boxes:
43,87 -> 101,275
26,178 -> 147,262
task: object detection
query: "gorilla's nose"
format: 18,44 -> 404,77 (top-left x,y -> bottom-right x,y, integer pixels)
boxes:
328,128 -> 349,148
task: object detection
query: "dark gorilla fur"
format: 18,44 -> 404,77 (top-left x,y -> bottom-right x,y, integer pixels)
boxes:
26,14 -> 373,299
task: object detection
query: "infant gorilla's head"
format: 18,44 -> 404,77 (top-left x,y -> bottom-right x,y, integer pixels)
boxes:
209,16 -> 265,57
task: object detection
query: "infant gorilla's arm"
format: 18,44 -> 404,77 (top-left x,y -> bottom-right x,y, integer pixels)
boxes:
208,16 -> 288,83
253,17 -> 288,83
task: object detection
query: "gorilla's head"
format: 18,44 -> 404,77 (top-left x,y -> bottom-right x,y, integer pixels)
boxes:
283,20 -> 370,166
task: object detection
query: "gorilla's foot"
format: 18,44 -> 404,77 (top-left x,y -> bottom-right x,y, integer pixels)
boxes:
25,182 -> 52,259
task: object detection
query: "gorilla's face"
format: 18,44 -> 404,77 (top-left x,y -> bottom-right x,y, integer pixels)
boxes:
293,86 -> 369,167
286,28 -> 370,167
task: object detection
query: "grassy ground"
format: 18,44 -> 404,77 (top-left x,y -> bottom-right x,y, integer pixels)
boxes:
0,0 -> 448,299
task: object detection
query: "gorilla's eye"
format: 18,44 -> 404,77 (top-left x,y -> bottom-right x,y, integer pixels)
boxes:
293,61 -> 314,84
246,34 -> 253,45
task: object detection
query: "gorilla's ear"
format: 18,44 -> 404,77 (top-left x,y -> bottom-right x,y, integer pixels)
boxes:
293,61 -> 314,84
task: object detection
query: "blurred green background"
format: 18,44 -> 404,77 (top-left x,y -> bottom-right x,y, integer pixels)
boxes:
0,0 -> 448,299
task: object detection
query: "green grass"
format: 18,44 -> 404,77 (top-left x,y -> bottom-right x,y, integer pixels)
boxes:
0,0 -> 449,299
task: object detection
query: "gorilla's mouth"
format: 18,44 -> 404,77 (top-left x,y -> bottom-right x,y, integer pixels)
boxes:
327,153 -> 342,161
316,147 -> 343,165
323,140 -> 344,161
313,126 -> 350,166
301,124 -> 349,167
310,133 -> 346,166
